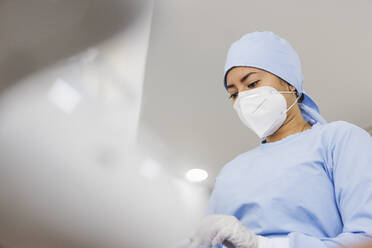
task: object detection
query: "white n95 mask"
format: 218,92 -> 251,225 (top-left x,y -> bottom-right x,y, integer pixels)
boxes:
233,86 -> 300,139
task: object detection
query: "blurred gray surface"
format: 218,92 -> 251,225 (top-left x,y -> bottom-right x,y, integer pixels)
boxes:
0,0 -> 147,92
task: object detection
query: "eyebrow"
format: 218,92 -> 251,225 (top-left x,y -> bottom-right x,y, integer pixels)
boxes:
227,72 -> 257,89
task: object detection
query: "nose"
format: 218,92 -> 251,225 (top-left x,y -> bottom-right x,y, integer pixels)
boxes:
236,84 -> 250,95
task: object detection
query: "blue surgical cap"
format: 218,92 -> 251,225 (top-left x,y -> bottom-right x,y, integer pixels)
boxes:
223,31 -> 327,125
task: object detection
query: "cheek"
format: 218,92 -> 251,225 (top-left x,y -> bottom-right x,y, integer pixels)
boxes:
260,80 -> 280,91
259,75 -> 277,87
283,94 -> 297,108
267,78 -> 285,91
283,95 -> 291,107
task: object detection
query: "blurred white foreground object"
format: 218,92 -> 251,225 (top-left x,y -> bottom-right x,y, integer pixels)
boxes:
0,1 -> 212,247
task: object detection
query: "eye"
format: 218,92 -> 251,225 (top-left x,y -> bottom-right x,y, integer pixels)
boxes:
247,80 -> 260,88
228,92 -> 238,99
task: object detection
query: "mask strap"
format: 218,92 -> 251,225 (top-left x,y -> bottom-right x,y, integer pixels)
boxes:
276,90 -> 300,113
284,92 -> 301,113
277,91 -> 296,94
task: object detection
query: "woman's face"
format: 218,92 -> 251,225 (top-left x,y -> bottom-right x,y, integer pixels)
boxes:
225,66 -> 297,105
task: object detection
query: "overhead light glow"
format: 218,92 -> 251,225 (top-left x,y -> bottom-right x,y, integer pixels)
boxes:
185,169 -> 208,182
139,158 -> 161,180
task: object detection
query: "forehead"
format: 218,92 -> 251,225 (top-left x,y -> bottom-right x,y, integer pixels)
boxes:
226,66 -> 282,86
226,66 -> 264,83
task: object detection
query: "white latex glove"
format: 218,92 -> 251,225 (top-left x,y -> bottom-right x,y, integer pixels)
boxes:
185,215 -> 267,248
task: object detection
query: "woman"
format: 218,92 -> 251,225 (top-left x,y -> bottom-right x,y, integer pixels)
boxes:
184,31 -> 372,248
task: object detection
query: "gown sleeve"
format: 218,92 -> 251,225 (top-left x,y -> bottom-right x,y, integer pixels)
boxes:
287,121 -> 372,248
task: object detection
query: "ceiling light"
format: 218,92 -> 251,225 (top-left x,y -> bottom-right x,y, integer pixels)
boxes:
185,168 -> 208,182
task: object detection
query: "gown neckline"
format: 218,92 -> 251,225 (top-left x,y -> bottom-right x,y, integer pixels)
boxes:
258,121 -> 322,149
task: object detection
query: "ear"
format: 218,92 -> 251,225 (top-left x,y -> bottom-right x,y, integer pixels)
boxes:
288,84 -> 296,92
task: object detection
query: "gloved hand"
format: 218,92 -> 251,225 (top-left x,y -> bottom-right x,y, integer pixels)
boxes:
185,215 -> 267,248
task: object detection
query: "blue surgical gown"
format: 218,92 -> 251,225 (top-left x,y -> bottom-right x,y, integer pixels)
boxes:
205,121 -> 372,248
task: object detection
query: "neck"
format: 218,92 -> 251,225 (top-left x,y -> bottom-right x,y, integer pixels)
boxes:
265,105 -> 312,143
